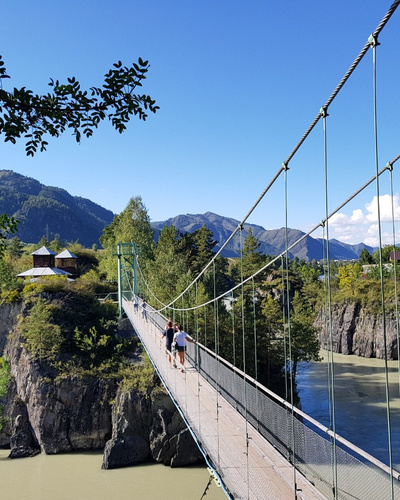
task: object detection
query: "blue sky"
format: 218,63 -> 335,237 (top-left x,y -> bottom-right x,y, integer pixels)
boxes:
2,1 -> 400,247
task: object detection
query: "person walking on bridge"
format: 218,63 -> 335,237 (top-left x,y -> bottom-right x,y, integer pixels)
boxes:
173,325 -> 196,373
132,294 -> 139,312
162,321 -> 177,367
141,299 -> 147,321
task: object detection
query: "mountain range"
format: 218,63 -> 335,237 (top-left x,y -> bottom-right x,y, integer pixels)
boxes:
151,212 -> 375,261
0,170 -> 114,247
0,170 -> 374,260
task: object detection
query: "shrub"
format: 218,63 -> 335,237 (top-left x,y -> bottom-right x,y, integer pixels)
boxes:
118,352 -> 155,392
18,298 -> 63,361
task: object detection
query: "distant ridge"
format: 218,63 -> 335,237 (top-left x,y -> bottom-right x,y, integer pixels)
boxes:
151,211 -> 375,261
0,170 -> 375,259
0,170 -> 114,246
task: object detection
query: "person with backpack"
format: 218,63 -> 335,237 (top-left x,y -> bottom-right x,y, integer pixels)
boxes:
173,324 -> 196,373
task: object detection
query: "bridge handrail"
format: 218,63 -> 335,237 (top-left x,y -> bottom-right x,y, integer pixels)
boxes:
97,292 -> 119,302
193,335 -> 400,481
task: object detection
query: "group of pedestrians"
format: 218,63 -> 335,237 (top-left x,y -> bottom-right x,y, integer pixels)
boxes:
132,295 -> 196,374
132,294 -> 147,321
161,319 -> 196,373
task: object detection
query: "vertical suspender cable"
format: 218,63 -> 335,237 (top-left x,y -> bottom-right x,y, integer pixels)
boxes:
322,223 -> 334,435
252,277 -> 260,429
370,35 -> 394,498
389,165 -> 400,395
213,261 -> 221,470
283,165 -> 298,497
239,226 -> 250,499
281,255 -> 289,402
321,108 -> 338,499
195,281 -> 201,433
231,289 -> 239,411
232,289 -> 236,367
204,306 -> 207,348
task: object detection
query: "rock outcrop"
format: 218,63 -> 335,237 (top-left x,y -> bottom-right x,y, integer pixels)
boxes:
315,302 -> 399,359
102,387 -> 203,469
0,302 -> 21,355
4,335 -> 117,455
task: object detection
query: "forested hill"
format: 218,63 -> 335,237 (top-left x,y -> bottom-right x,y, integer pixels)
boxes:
151,212 -> 375,261
0,170 -> 114,247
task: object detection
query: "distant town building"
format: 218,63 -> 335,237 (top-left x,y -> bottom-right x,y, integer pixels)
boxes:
389,251 -> 400,262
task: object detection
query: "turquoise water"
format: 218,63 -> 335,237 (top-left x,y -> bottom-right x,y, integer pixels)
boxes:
297,350 -> 400,471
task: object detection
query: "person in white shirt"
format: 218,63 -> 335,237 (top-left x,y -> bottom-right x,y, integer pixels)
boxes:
173,324 -> 196,373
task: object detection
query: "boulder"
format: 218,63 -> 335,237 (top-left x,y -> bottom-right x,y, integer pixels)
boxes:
102,387 -> 203,469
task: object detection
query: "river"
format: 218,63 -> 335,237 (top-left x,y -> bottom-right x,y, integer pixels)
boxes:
296,349 -> 400,471
3,351 -> 399,499
0,450 -> 227,500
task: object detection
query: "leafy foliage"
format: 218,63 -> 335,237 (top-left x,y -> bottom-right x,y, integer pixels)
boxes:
0,213 -> 19,257
0,55 -> 159,155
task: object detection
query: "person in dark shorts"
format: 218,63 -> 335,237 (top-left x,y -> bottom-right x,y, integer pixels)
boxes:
162,321 -> 176,366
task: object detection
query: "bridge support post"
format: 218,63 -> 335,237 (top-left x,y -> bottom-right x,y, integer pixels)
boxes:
117,242 -> 123,318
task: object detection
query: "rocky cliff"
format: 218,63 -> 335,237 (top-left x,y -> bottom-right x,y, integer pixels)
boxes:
316,302 -> 398,359
0,303 -> 203,467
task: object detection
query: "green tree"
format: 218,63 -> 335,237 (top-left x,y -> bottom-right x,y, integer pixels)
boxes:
37,235 -> 49,248
0,257 -> 20,293
259,295 -> 285,386
180,225 -> 218,275
49,234 -> 64,252
100,196 -> 154,280
299,264 -> 321,284
146,225 -> 188,305
288,291 -> 321,379
237,228 -> 266,281
5,236 -> 24,260
359,248 -> 373,265
0,55 -> 158,156
337,262 -> 362,294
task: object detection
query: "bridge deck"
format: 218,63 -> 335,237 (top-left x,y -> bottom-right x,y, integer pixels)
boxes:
123,299 -> 326,500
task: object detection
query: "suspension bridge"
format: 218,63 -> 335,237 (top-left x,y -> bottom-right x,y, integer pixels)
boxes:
116,2 -> 400,499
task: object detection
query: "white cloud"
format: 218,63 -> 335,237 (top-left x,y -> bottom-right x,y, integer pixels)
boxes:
307,194 -> 400,246
365,194 -> 400,222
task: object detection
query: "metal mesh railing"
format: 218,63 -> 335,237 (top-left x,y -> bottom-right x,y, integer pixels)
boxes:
123,297 -> 400,500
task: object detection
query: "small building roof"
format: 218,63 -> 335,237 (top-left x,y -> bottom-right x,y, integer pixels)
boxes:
17,267 -> 71,277
31,246 -> 57,256
56,249 -> 78,259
